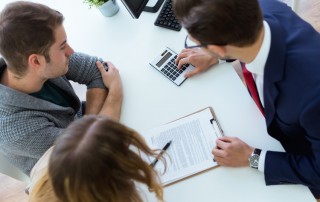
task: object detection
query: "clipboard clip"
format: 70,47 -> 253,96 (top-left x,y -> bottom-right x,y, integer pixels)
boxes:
210,118 -> 224,137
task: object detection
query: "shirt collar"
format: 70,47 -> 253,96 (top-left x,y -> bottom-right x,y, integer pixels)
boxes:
245,21 -> 271,75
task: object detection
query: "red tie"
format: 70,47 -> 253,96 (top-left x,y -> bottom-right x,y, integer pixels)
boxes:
241,63 -> 265,116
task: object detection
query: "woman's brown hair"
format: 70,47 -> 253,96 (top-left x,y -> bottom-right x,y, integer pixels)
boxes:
29,170 -> 61,202
49,115 -> 164,202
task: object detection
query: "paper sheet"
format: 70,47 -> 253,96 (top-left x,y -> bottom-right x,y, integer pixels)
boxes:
144,108 -> 222,185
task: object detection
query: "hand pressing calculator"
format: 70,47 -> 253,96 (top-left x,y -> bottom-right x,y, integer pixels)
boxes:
149,47 -> 195,86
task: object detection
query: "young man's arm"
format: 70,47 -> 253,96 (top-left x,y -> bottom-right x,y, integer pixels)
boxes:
66,52 -> 106,89
85,61 -> 122,121
66,52 -> 122,120
85,88 -> 108,115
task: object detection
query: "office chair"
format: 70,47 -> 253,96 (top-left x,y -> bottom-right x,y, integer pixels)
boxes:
0,152 -> 30,183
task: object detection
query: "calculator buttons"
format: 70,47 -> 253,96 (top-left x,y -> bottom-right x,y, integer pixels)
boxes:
159,57 -> 192,83
150,48 -> 195,86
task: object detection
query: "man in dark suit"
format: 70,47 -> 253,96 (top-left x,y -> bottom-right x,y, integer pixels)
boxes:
174,0 -> 320,198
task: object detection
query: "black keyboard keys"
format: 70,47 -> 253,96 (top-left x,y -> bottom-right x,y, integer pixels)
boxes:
154,0 -> 182,31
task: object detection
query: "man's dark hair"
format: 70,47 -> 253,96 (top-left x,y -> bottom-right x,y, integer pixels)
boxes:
173,0 -> 263,47
0,1 -> 64,75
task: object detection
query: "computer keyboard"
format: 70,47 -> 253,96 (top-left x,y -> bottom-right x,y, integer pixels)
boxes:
154,0 -> 182,31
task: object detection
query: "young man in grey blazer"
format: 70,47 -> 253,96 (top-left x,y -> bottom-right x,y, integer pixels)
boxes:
0,1 -> 123,176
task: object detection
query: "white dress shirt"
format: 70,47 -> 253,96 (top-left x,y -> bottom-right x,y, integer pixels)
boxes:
245,21 -> 271,172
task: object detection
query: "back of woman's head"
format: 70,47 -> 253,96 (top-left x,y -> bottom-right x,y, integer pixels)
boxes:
49,115 -> 163,202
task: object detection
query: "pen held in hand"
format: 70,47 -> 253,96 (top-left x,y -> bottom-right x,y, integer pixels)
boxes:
150,140 -> 172,167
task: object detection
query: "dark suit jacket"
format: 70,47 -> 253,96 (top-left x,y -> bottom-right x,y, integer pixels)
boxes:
259,0 -> 320,198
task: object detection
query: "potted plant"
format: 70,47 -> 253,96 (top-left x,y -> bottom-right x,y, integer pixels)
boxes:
83,0 -> 119,17
83,0 -> 107,8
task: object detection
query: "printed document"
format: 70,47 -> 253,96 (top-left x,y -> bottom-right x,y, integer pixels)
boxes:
143,107 -> 223,185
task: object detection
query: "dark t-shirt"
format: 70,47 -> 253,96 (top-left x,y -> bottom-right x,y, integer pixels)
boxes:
30,80 -> 74,108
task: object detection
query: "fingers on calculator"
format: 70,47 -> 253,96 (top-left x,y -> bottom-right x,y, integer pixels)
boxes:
149,47 -> 195,86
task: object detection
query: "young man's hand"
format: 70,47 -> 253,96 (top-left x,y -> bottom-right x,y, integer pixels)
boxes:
96,61 -> 122,92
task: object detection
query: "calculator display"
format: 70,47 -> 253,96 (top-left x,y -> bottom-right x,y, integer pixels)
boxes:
156,52 -> 172,67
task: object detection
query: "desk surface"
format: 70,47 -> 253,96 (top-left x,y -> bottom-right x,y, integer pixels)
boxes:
0,0 -> 314,201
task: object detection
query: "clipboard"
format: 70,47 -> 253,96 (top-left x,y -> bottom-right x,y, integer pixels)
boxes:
144,106 -> 224,186
170,107 -> 223,138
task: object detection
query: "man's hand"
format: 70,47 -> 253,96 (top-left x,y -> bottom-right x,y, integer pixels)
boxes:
175,48 -> 219,78
96,61 -> 122,91
212,136 -> 254,167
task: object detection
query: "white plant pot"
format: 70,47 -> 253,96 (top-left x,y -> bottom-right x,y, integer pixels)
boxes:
98,0 -> 119,17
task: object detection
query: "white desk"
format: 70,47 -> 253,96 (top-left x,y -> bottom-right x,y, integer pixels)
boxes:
0,0 -> 314,201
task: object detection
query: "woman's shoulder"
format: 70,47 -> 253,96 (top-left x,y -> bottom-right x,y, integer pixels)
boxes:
28,146 -> 54,193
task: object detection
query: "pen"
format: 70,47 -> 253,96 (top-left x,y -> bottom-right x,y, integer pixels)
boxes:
210,118 -> 223,137
150,140 -> 172,167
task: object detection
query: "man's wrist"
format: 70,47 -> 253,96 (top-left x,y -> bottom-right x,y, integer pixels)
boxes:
107,86 -> 123,102
85,88 -> 108,115
248,148 -> 261,169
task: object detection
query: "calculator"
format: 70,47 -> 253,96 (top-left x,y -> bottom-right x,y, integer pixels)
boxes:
149,47 -> 195,86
